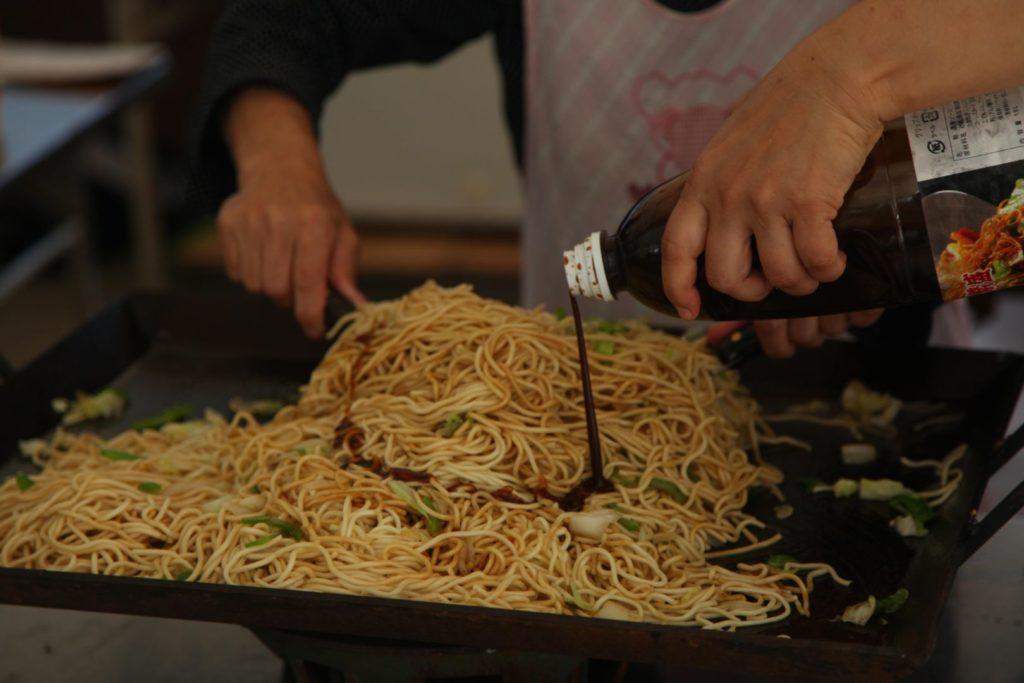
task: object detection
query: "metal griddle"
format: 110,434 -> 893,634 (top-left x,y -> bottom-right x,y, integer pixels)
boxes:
0,292 -> 1022,682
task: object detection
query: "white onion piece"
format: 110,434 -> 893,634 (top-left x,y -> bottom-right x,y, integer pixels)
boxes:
596,601 -> 634,621
202,494 -> 234,513
841,380 -> 886,415
774,504 -> 794,520
567,510 -> 619,541
227,494 -> 267,514
841,596 -> 876,625
890,515 -> 926,537
859,478 -> 906,501
161,421 -> 208,440
18,439 -> 47,459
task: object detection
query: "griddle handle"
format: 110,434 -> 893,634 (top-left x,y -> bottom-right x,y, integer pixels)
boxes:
959,421 -> 1024,563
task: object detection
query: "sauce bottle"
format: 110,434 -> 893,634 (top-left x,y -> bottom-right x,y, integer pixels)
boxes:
565,87 -> 1024,319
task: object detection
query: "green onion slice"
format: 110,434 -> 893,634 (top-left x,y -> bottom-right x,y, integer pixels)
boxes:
617,517 -> 640,532
439,413 -> 465,437
877,588 -> 909,614
244,534 -> 278,549
890,494 -> 934,528
567,583 -> 594,611
611,470 -> 639,488
100,448 -> 142,461
241,515 -> 303,541
388,480 -> 444,534
597,320 -> 629,335
649,477 -> 687,504
133,403 -> 196,431
767,554 -> 797,570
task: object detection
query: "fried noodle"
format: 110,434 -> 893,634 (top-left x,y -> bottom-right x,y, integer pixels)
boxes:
0,283 -> 843,629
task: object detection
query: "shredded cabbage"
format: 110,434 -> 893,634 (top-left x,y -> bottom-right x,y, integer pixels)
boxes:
841,596 -> 876,625
890,515 -> 926,537
859,478 -> 907,501
834,478 -> 859,498
52,388 -> 127,425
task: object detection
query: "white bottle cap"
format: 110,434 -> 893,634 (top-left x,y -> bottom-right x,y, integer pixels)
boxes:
563,231 -> 615,302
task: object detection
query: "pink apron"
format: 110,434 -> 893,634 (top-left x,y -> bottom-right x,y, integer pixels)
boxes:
521,0 -> 972,346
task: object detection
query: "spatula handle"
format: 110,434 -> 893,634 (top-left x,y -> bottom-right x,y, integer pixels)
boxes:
710,322 -> 762,369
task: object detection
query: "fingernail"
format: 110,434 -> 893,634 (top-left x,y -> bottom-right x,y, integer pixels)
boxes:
677,307 -> 695,321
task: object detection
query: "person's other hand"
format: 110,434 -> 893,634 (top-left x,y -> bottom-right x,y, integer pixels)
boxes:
708,309 -> 883,359
218,163 -> 364,338
218,89 -> 365,339
662,35 -> 884,319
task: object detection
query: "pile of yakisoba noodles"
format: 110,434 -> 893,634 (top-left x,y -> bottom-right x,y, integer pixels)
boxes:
0,282 -> 847,629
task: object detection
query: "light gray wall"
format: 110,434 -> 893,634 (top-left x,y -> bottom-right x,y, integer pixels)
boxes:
319,37 -> 522,227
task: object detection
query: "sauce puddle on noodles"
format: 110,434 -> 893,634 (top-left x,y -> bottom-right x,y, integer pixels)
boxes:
0,282 -> 847,627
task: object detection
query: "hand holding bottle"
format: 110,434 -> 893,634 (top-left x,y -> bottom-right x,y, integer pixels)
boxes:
661,36 -> 883,320
662,0 -> 1024,322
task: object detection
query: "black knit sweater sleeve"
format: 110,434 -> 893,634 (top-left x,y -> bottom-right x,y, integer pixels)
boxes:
190,0 -> 514,210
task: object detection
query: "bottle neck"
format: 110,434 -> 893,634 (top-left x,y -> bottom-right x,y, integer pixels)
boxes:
600,232 -> 627,293
563,231 -> 616,301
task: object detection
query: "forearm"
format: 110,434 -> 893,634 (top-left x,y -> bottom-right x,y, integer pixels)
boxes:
805,0 -> 1024,121
224,88 -> 327,187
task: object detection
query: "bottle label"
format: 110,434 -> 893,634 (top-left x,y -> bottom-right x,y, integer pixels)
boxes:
905,87 -> 1024,300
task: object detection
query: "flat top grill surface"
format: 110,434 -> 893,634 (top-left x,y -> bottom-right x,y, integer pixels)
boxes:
1,292 -> 1022,682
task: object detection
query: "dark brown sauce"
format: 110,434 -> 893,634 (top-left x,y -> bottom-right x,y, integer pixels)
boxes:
558,295 -> 614,511
390,467 -> 431,482
531,475 -> 561,503
492,486 -> 527,504
333,329 -> 376,460
445,481 -> 478,493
